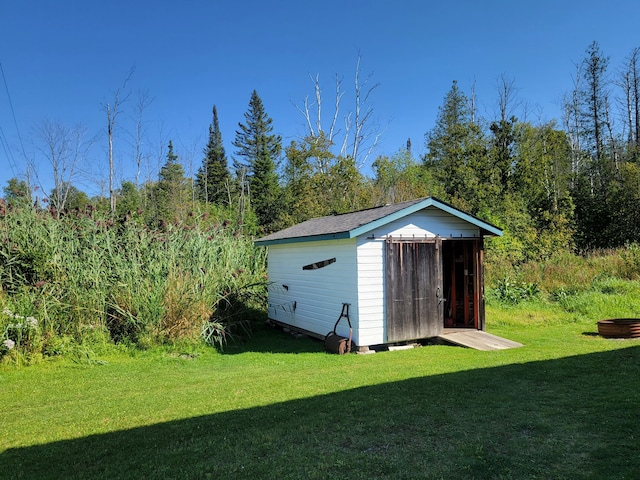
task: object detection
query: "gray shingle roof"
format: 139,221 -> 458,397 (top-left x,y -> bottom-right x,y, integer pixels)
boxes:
254,197 -> 502,246
256,197 -> 426,245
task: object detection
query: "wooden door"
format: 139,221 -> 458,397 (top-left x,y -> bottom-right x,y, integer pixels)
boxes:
385,239 -> 443,342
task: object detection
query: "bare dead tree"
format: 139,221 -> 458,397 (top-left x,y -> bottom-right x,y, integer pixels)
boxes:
31,120 -> 94,211
604,93 -> 620,174
563,63 -> 584,181
470,77 -> 477,124
178,134 -> 203,208
294,73 -> 344,145
132,90 -> 154,186
634,48 -> 640,150
616,47 -> 640,152
293,53 -> 383,171
349,54 -> 381,166
105,68 -> 134,215
495,74 -> 520,122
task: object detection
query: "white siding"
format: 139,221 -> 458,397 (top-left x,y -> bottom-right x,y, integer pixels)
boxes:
371,206 -> 481,239
266,239 -> 359,342
355,237 -> 386,345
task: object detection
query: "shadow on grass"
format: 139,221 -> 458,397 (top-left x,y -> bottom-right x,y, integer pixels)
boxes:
221,321 -> 325,355
2,347 -> 639,479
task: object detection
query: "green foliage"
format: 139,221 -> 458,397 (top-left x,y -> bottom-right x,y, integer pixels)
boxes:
371,148 -> 443,204
619,242 -> 640,280
486,245 -> 640,316
489,277 -> 540,305
602,162 -> 640,247
513,122 -> 573,220
548,280 -> 640,322
282,135 -> 369,225
0,308 -> 42,365
116,181 -> 142,217
2,178 -> 31,209
50,183 -> 90,212
488,116 -> 517,193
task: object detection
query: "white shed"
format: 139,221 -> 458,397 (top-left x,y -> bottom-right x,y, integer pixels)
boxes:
254,197 -> 502,350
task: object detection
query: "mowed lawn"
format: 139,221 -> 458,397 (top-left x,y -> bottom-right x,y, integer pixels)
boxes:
1,316 -> 639,479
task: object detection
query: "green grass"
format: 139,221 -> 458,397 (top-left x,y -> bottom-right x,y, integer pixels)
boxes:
1,303 -> 640,479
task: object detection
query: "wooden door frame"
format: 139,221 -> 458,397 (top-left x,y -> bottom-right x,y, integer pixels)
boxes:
442,239 -> 484,330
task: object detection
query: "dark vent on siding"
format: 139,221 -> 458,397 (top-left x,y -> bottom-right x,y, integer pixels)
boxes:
302,258 -> 336,270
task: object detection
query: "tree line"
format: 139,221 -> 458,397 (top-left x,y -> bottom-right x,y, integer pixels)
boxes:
3,42 -> 640,265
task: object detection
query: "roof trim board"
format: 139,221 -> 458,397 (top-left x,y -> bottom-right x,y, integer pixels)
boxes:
255,231 -> 353,246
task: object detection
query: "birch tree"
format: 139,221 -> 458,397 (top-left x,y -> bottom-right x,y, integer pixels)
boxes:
294,53 -> 382,171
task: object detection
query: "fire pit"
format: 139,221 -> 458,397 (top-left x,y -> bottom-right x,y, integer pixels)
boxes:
597,319 -> 640,338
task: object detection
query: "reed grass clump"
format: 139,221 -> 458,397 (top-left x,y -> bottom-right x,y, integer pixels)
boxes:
0,206 -> 267,362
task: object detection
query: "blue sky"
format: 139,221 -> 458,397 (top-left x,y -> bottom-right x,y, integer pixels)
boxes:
1,0 -> 639,198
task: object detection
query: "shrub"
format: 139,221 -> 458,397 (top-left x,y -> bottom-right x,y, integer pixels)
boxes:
618,243 -> 640,280
489,277 -> 540,305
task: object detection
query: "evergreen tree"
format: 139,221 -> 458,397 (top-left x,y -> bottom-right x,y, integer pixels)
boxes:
196,106 -> 230,205
423,80 -> 486,212
488,116 -> 517,194
580,41 -> 610,172
154,140 -> 188,225
568,42 -> 622,249
233,90 -> 283,231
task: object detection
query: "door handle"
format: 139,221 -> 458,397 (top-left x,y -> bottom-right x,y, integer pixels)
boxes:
436,287 -> 445,305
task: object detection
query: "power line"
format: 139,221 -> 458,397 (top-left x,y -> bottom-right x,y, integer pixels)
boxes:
0,61 -> 26,177
0,119 -> 18,177
0,126 -> 16,177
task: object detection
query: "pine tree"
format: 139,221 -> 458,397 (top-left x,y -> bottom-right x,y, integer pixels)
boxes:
233,90 -> 283,231
154,140 -> 188,225
423,80 -> 486,212
196,106 -> 230,205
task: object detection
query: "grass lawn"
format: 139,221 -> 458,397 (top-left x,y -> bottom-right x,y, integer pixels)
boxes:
1,307 -> 639,479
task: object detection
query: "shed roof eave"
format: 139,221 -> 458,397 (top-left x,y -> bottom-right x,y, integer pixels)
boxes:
254,231 -> 353,247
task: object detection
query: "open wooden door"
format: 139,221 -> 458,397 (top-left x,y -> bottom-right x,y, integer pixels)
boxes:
385,238 -> 443,342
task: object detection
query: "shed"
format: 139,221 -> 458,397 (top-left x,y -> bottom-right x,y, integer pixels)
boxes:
254,197 -> 502,350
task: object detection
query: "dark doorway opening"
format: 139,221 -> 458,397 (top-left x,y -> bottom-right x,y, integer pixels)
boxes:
442,240 -> 482,329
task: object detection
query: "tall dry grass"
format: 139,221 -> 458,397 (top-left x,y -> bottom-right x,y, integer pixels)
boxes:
0,206 -> 267,361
